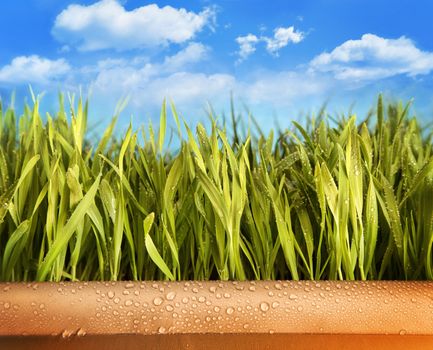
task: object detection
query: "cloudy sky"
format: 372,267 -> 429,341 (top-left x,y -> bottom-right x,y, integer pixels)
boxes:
1,0 -> 432,133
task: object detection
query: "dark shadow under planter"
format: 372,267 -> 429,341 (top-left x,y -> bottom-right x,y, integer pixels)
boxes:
1,281 -> 433,349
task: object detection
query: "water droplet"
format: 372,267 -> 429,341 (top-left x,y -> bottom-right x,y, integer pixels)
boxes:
214,306 -> 220,312
108,291 -> 115,299
166,291 -> 176,301
399,329 -> 407,335
274,283 -> 282,290
125,283 -> 134,289
77,328 -> 86,337
209,286 -> 217,293
192,288 -> 199,293
166,305 -> 174,312
223,293 -> 231,298
411,298 -> 416,303
272,302 -> 279,309
226,307 -> 234,315
113,297 -> 120,304
198,296 -> 206,303
289,294 -> 297,300
123,290 -> 130,295
125,300 -> 133,306
260,302 -> 270,312
153,297 -> 163,306
158,326 -> 167,334
182,297 -> 189,304
4,302 -> 10,309
39,303 -> 45,309
61,330 -> 72,339
249,286 -> 256,291
297,306 -> 303,312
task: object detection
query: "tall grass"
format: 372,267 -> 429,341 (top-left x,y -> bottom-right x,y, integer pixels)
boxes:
0,94 -> 432,282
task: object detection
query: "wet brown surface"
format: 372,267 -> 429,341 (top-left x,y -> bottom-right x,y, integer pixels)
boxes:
1,334 -> 433,350
1,281 -> 433,336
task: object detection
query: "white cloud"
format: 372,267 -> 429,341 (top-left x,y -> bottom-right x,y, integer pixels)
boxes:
310,33 -> 433,80
52,0 -> 215,51
236,34 -> 259,62
240,70 -> 328,105
0,55 -> 70,84
236,26 -> 304,61
88,43 -> 230,109
163,42 -> 209,72
264,26 -> 304,55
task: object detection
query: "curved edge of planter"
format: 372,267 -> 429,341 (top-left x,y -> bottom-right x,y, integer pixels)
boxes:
0,281 -> 432,337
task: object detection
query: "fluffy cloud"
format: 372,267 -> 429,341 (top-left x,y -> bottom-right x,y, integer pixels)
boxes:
89,43 -> 233,108
310,34 -> 433,80
52,0 -> 215,51
0,55 -> 70,84
163,42 -> 209,72
264,26 -> 304,55
240,70 -> 328,105
236,26 -> 304,61
236,34 -> 259,62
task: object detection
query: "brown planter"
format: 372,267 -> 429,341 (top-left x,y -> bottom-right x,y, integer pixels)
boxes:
1,281 -> 433,349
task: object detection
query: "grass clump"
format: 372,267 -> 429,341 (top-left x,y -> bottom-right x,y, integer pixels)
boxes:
0,94 -> 432,282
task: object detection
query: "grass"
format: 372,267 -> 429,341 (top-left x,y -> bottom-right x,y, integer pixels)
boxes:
0,93 -> 432,282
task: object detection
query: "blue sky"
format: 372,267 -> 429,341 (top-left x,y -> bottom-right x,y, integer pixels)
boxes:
1,0 -> 433,134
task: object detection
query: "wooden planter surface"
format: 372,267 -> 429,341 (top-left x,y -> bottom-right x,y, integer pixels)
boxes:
1,281 -> 433,349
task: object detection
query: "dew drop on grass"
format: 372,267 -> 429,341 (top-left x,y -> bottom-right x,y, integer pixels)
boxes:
153,297 -> 163,306
260,302 -> 270,312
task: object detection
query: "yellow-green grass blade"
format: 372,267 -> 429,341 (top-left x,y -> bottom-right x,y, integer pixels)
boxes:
144,213 -> 175,281
36,174 -> 101,281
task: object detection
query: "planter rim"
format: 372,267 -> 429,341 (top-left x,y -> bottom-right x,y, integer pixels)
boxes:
1,280 -> 432,337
